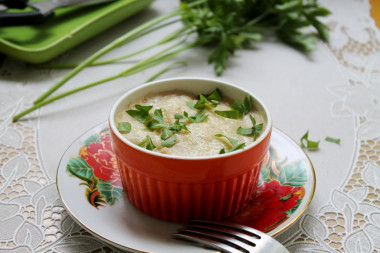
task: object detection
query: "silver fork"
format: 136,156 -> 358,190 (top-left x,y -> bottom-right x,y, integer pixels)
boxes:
172,220 -> 289,253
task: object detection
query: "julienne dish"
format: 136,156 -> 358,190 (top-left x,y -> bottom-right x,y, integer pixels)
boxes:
109,78 -> 272,223
56,122 -> 315,253
115,90 -> 266,157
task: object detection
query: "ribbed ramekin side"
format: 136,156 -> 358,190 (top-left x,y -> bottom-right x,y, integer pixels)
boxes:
117,158 -> 260,223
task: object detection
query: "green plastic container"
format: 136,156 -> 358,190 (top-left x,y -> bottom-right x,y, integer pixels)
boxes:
0,0 -> 154,63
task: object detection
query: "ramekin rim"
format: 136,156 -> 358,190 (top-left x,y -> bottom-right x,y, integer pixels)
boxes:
109,77 -> 272,161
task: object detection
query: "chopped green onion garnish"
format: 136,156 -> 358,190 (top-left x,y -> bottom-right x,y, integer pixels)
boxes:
117,122 -> 131,133
300,131 -> 320,150
325,136 -> 341,144
215,134 -> 245,153
137,139 -> 146,147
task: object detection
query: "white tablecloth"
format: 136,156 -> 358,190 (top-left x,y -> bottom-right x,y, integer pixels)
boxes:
1,0 -> 380,252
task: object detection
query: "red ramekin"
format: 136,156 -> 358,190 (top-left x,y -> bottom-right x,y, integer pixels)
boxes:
109,78 -> 272,223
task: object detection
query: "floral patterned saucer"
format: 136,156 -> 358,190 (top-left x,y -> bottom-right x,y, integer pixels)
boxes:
56,121 -> 315,252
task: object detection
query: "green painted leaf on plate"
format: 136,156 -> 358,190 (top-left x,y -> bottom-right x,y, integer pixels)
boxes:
98,181 -> 124,205
258,164 -> 270,185
84,134 -> 101,147
66,157 -> 93,181
286,198 -> 302,216
279,161 -> 308,186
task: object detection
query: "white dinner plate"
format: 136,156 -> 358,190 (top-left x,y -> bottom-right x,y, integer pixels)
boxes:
56,121 -> 315,252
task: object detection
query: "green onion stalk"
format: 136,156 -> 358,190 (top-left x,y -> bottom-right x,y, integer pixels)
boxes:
12,41 -> 195,122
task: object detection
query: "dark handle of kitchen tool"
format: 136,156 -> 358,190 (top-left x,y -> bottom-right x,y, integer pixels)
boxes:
0,0 -> 28,9
0,11 -> 54,26
0,0 -> 54,26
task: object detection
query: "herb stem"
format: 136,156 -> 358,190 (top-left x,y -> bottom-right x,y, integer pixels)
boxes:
145,61 -> 187,83
37,43 -> 157,69
246,9 -> 271,26
36,20 -> 185,69
120,40 -> 192,76
12,74 -> 120,122
33,9 -> 182,105
13,42 -> 194,122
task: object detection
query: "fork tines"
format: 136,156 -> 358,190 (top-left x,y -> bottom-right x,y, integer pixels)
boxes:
172,220 -> 288,253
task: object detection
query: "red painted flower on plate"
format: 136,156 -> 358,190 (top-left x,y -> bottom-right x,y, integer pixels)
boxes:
230,180 -> 303,232
80,135 -> 122,187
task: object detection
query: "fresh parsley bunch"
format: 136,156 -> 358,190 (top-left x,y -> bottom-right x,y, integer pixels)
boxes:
181,0 -> 330,75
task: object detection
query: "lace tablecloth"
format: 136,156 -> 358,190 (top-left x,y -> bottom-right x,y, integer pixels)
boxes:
1,0 -> 380,252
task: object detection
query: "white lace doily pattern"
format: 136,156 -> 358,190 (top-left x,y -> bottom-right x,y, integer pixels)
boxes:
275,0 -> 380,252
0,117 -> 119,252
1,0 -> 380,252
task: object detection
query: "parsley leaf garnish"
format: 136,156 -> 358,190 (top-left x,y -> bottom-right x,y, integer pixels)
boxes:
215,93 -> 253,119
175,113 -> 184,119
117,122 -> 131,133
186,101 -> 196,109
231,100 -> 246,116
138,135 -> 156,151
168,119 -> 189,132
148,109 -> 167,130
214,110 -> 240,119
194,94 -> 208,109
161,128 -> 173,140
184,109 -> 208,123
126,105 -> 152,124
215,134 -> 245,154
243,94 -> 253,113
189,89 -> 223,110
237,115 -> 263,140
206,88 -> 222,107
146,136 -> 156,150
161,134 -> 177,147
236,127 -> 252,135
161,118 -> 189,147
